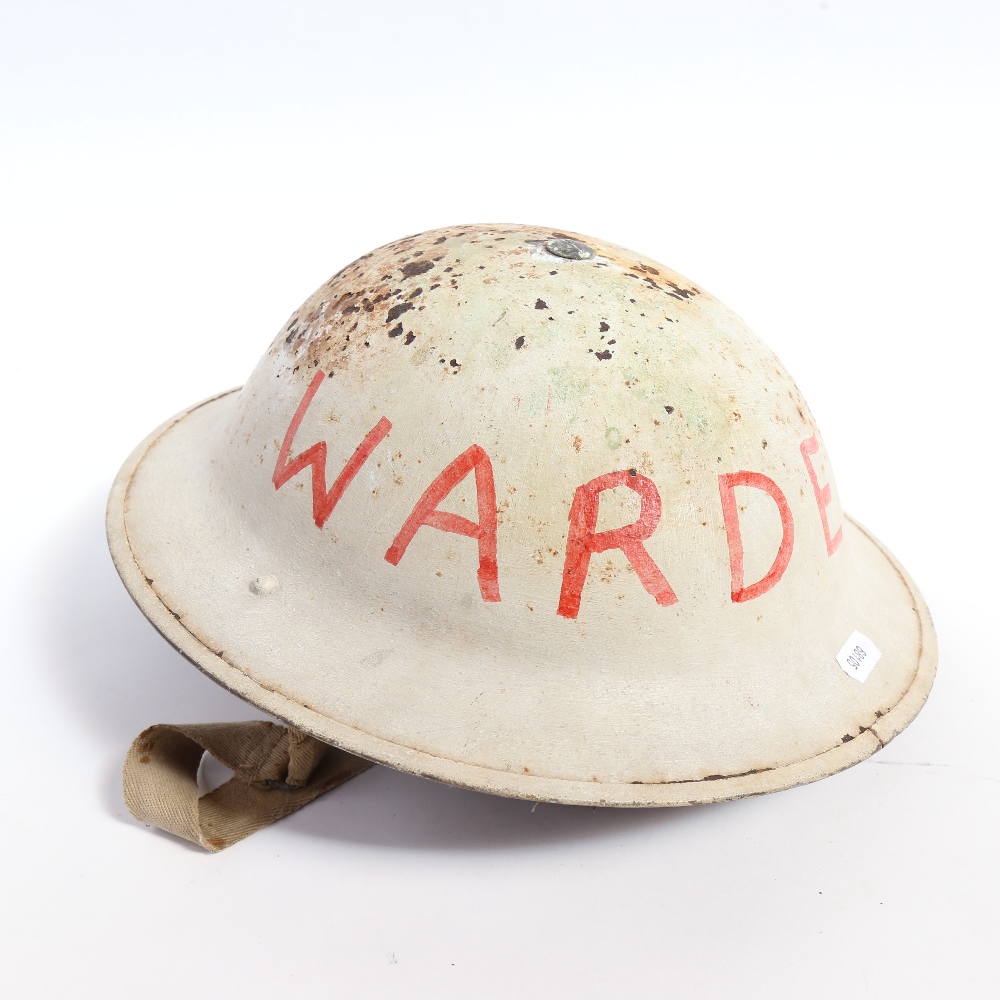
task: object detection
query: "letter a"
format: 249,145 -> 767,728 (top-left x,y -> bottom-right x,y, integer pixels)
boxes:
718,471 -> 794,603
385,445 -> 501,602
557,470 -> 678,619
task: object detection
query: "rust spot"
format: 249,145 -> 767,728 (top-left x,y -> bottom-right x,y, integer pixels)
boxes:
139,755 -> 150,764
664,279 -> 697,299
701,767 -> 770,781
386,301 -> 414,323
401,260 -> 434,277
573,435 -> 582,452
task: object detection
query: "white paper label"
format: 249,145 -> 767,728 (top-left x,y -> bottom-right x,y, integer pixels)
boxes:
836,630 -> 881,682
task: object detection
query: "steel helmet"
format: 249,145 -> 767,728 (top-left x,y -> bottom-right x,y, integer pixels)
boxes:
110,224 -> 935,848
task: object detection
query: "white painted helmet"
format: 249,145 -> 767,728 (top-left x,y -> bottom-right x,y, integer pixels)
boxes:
110,224 -> 935,845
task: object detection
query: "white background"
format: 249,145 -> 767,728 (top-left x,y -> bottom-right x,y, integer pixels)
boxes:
2,2 -> 998,997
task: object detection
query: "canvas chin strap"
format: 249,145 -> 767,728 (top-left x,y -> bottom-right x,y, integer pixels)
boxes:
122,722 -> 373,851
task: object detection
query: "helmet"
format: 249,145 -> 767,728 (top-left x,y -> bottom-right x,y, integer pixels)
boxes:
110,224 -> 935,841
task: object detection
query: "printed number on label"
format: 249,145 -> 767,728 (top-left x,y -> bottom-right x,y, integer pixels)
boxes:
836,630 -> 881,683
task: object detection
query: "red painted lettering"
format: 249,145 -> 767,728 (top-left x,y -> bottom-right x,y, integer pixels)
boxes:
799,435 -> 842,556
385,445 -> 501,603
718,471 -> 794,603
273,370 -> 392,528
557,470 -> 677,619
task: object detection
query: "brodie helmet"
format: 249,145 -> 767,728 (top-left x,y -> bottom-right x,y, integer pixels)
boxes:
110,225 -> 935,849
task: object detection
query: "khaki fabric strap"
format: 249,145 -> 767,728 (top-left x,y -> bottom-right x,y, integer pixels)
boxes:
123,722 -> 373,851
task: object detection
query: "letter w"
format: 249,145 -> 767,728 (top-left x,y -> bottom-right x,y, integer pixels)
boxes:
273,370 -> 392,528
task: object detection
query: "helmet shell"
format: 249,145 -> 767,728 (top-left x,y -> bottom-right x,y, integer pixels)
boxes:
108,224 -> 935,805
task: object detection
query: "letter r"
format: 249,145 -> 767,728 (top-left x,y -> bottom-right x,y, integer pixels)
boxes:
557,470 -> 677,619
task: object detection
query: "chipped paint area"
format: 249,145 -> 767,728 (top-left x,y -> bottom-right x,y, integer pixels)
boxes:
270,223 -> 703,375
257,223 -> 814,450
